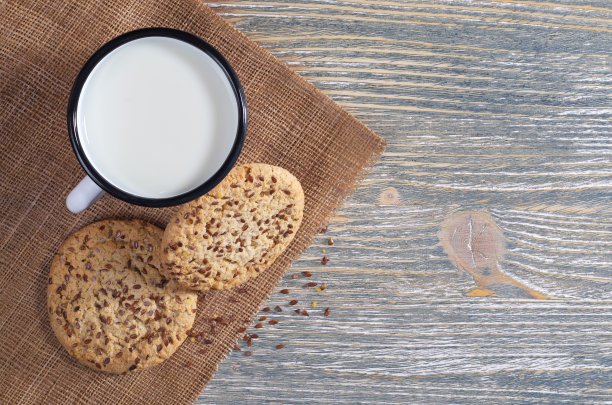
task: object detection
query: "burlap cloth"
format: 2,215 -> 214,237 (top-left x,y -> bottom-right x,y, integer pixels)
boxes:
0,1 -> 385,403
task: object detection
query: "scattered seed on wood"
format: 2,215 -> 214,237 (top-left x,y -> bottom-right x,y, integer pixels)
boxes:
251,334 -> 259,339
280,289 -> 290,294
259,316 -> 267,321
320,283 -> 327,291
234,345 -> 241,351
324,308 -> 330,316
328,238 -> 334,245
291,274 -> 298,279
274,306 -> 282,312
295,309 -> 302,314
276,344 -> 284,349
321,256 -> 329,265
254,323 -> 263,328
320,226 -> 327,234
302,310 -> 310,316
289,300 -> 298,305
301,271 -> 312,277
262,307 -> 271,312
268,320 -> 278,325
304,282 -> 317,287
244,351 -> 252,357
312,301 -> 317,307
247,338 -> 253,347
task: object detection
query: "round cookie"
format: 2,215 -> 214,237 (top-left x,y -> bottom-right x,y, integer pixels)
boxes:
47,219 -> 197,374
161,163 -> 304,291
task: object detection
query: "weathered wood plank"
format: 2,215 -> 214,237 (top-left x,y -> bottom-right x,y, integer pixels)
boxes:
198,0 -> 611,402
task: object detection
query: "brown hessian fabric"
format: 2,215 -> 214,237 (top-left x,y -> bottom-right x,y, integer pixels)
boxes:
0,1 -> 386,403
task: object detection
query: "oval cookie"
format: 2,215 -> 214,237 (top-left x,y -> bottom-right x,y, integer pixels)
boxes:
161,163 -> 304,291
47,219 -> 197,374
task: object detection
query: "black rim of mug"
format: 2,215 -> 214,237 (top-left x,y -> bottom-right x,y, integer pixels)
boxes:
67,27 -> 247,208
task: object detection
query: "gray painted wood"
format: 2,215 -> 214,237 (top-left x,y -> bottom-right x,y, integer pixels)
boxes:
198,0 -> 612,403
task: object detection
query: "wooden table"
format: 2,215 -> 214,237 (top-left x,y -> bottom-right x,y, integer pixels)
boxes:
198,0 -> 612,402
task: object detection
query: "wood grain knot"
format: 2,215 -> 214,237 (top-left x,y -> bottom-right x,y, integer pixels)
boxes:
438,210 -> 550,299
379,187 -> 400,204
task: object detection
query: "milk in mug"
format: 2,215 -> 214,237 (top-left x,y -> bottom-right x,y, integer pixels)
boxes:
76,36 -> 239,199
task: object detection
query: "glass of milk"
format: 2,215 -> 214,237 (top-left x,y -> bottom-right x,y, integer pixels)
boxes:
66,28 -> 247,213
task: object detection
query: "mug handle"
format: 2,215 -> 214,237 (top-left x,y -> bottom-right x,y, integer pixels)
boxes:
66,176 -> 106,213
